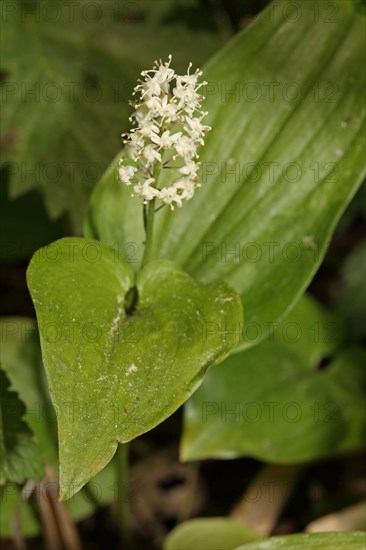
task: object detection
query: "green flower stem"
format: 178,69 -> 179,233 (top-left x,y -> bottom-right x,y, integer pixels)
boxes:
141,197 -> 156,268
118,167 -> 160,542
141,164 -> 161,268
116,443 -> 131,547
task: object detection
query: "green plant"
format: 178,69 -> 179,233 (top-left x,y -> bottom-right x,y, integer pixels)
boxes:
1,0 -> 365,548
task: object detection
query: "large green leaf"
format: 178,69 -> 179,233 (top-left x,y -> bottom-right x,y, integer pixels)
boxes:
164,518 -> 262,550
85,0 -> 366,347
237,532 -> 366,550
1,0 -> 224,228
181,341 -> 366,462
27,237 -> 242,498
0,368 -> 44,484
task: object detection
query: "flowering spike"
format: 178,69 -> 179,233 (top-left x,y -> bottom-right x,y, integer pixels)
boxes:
118,55 -> 211,210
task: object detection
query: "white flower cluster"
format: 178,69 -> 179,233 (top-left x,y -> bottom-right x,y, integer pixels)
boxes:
118,55 -> 211,209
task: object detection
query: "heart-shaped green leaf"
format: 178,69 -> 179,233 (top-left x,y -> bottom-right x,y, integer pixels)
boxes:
27,238 -> 242,499
85,0 -> 366,349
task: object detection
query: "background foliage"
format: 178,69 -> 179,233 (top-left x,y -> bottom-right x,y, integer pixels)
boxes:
0,0 -> 365,548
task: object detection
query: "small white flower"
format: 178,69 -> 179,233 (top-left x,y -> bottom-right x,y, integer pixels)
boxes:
174,177 -> 196,198
123,130 -> 144,160
159,186 -> 182,209
144,95 -> 163,113
173,74 -> 206,116
118,164 -> 137,184
179,160 -> 200,178
140,144 -> 162,166
134,106 -> 150,124
133,178 -> 158,203
151,130 -> 182,149
139,120 -> 160,138
184,115 -> 211,141
152,95 -> 177,121
140,55 -> 175,87
141,79 -> 160,98
174,135 -> 197,160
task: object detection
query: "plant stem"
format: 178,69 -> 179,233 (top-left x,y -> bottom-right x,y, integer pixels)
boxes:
230,464 -> 302,535
116,443 -> 130,548
141,197 -> 156,267
140,163 -> 161,268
